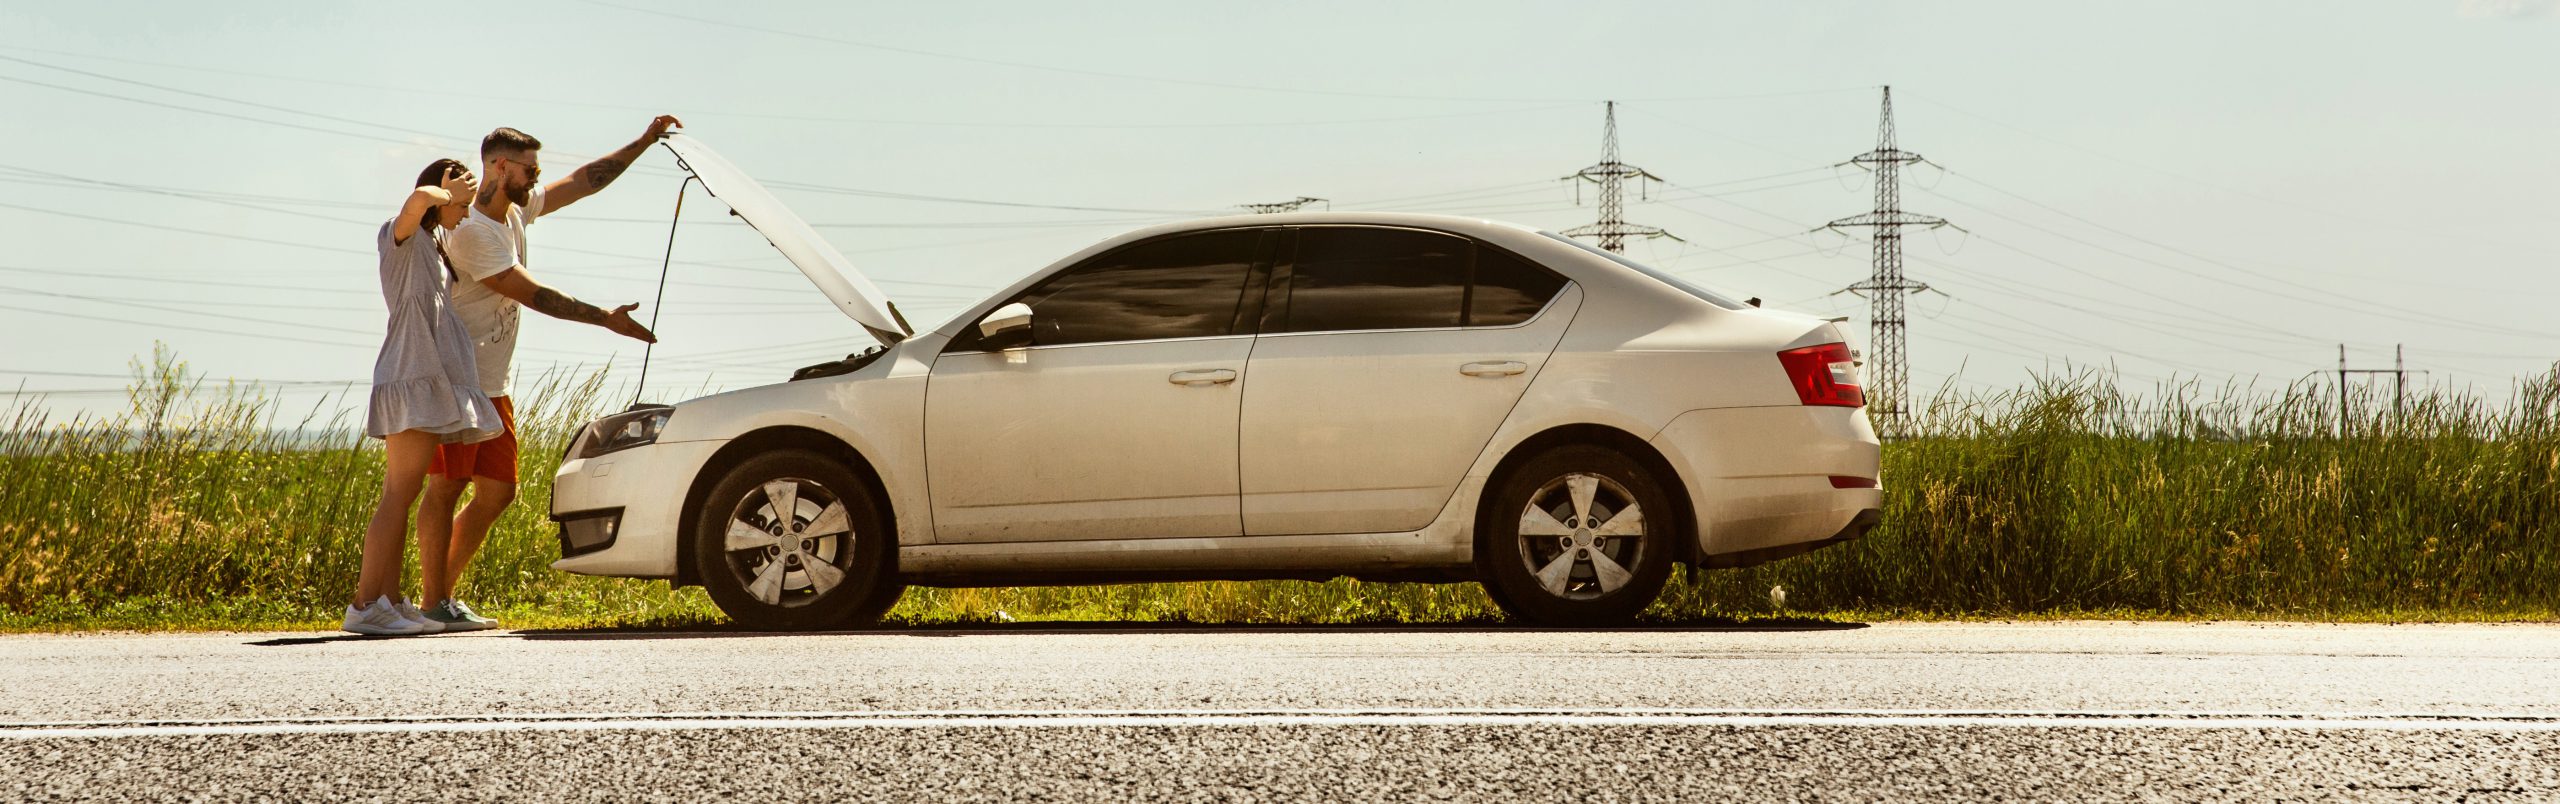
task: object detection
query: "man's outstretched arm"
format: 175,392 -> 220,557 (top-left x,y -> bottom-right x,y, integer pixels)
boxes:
540,114 -> 683,214
478,267 -> 657,343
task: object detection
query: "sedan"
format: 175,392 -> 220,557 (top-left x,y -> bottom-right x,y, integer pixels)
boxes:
549,135 -> 1882,629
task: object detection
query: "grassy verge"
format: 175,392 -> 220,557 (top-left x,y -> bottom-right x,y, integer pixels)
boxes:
2,349 -> 2554,633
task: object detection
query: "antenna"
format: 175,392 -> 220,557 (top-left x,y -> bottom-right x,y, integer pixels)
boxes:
1561,101 -> 1679,252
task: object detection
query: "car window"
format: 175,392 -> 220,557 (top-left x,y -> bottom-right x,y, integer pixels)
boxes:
1468,246 -> 1568,326
1015,230 -> 1261,346
1282,227 -> 1468,333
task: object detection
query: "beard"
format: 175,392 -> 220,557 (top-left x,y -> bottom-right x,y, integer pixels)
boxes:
505,177 -> 534,206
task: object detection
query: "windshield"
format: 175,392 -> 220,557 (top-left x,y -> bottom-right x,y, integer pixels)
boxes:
1538,231 -> 1752,311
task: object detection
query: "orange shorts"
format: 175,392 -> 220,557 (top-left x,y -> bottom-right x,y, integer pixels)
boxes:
431,395 -> 518,484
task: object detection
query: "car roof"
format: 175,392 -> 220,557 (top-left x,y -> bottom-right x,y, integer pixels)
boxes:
1114,211 -> 1543,242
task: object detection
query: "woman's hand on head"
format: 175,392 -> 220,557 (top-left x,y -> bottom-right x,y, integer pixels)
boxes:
439,167 -> 478,204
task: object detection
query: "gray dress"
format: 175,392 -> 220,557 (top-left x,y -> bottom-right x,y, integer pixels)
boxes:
366,220 -> 503,443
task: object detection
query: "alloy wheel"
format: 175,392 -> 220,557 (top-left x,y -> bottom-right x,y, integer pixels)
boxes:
719,477 -> 857,607
1515,472 -> 1647,601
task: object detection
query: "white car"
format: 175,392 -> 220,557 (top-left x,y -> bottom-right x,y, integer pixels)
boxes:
550,135 -> 1882,629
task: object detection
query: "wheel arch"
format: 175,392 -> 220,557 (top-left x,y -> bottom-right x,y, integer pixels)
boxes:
1473,422 -> 1700,570
675,426 -> 896,588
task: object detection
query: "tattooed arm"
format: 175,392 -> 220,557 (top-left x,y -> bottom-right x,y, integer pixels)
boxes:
538,114 -> 684,214
479,267 -> 658,343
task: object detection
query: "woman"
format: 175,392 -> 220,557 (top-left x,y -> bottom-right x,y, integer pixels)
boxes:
346,159 -> 505,636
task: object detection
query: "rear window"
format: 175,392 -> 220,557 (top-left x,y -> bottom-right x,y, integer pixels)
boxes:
1469,247 -> 1568,326
1281,228 -> 1469,332
1538,231 -> 1751,311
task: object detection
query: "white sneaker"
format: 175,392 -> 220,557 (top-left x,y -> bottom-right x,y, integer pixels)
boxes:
391,597 -> 445,634
343,597 -> 426,636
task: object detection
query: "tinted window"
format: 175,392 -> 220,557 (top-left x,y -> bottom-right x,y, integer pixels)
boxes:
1018,230 -> 1258,346
1283,228 -> 1467,333
1469,247 -> 1568,326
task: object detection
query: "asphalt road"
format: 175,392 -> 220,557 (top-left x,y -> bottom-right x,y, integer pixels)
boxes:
3,621 -> 2556,801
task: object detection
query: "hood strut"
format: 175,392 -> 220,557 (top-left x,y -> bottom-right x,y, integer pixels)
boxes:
630,153 -> 697,409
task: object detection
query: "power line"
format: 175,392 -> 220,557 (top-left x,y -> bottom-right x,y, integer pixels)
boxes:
584,0 -> 1868,106
1938,170 -> 2499,292
0,72 -> 425,147
0,56 -> 1214,217
0,265 -> 373,297
1901,90 -> 2558,258
0,53 -> 451,142
1922,190 -> 2560,342
0,163 -> 1160,242
0,199 -> 370,255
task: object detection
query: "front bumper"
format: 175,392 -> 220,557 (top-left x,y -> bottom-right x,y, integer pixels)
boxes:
1649,405 -> 1883,560
547,438 -> 728,578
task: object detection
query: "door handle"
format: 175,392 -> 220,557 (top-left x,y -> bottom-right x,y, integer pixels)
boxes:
1459,361 -> 1527,377
1168,368 -> 1239,386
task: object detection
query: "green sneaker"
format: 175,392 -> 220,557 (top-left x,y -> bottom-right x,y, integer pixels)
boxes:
426,598 -> 499,632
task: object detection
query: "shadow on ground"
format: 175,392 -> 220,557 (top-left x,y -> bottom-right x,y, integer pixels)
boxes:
491,618 -> 1869,642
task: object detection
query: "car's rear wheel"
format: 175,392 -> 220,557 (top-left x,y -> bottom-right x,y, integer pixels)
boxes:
1481,445 -> 1675,627
691,450 -> 900,631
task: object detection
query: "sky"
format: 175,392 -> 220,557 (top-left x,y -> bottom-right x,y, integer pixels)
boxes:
1,0 -> 2554,420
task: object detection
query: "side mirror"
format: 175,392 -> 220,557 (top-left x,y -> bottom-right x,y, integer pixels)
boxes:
976,302 -> 1034,350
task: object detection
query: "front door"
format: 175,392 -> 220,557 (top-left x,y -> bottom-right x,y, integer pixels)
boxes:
925,229 -> 1273,543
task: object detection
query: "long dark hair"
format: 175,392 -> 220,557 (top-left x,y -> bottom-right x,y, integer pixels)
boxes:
414,158 -> 469,229
413,158 -> 470,281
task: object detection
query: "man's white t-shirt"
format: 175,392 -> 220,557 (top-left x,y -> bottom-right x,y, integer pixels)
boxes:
445,186 -> 545,398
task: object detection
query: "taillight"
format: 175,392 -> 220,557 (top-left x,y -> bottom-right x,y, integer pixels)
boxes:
1777,343 -> 1864,407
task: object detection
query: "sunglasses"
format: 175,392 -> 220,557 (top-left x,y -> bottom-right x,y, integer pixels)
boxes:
499,156 -> 540,178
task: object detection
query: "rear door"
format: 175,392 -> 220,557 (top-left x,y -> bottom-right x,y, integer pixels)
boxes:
925,228 -> 1275,543
1237,226 -> 1579,535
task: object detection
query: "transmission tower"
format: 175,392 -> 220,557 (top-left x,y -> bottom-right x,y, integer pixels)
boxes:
2337,344 -> 2429,432
1824,86 -> 1958,438
1240,196 -> 1329,214
1562,101 -> 1678,252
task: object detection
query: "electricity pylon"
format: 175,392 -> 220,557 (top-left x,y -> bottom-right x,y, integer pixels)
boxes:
1563,101 -> 1678,252
1824,85 -> 1959,439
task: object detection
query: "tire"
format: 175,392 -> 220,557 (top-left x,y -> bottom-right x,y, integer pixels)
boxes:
691,450 -> 901,631
1480,444 -> 1676,627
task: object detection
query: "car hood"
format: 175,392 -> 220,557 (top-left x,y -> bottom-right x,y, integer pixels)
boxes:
661,133 -> 910,347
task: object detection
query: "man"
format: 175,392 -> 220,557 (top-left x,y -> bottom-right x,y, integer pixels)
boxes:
416,116 -> 679,631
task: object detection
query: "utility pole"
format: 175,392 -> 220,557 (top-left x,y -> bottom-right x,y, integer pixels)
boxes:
1823,86 -> 1959,439
1240,196 -> 1329,214
1562,101 -> 1678,253
2337,344 -> 2428,433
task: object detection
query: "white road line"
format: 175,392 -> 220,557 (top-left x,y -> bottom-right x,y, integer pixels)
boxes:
5,708 -> 2559,739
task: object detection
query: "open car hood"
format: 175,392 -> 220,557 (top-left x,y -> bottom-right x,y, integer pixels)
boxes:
660,133 -> 910,346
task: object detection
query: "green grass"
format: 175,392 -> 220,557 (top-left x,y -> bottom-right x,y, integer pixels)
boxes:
2,347 -> 2554,632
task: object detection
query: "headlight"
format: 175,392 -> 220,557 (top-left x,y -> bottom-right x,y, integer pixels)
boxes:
575,405 -> 674,460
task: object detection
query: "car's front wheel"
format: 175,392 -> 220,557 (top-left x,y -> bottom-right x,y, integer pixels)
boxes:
691,450 -> 901,631
1481,445 -> 1676,627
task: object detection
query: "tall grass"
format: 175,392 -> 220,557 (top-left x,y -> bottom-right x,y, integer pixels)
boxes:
1661,371 -> 2560,618
0,346 -> 704,630
2,349 -> 2553,630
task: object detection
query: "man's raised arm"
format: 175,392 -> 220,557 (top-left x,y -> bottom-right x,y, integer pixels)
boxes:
540,114 -> 683,214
